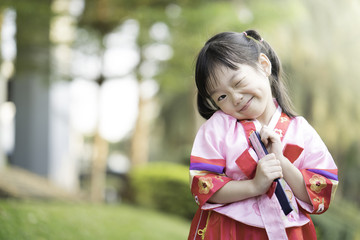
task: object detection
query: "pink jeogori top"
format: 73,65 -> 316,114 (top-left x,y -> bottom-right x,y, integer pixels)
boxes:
189,107 -> 338,239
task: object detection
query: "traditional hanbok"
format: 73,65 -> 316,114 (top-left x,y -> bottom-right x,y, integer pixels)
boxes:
188,106 -> 338,240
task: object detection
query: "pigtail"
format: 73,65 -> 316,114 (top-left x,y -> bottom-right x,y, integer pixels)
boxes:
197,93 -> 218,120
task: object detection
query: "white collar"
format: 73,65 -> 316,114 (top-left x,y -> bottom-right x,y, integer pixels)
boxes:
254,105 -> 282,131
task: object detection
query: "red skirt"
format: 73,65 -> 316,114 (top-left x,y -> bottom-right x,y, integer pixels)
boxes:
188,208 -> 317,240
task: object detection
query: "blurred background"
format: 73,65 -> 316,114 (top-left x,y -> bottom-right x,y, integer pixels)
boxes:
0,0 -> 360,239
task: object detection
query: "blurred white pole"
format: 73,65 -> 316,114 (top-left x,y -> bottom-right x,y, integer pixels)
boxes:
0,63 -> 16,170
0,8 -> 17,169
0,75 -> 6,169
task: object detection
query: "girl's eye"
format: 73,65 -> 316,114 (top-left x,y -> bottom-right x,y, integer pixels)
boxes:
218,95 -> 226,101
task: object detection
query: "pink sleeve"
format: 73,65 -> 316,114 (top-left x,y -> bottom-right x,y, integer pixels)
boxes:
295,118 -> 338,214
189,111 -> 233,207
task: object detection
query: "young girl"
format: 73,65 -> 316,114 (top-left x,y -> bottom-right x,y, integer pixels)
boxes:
188,30 -> 338,240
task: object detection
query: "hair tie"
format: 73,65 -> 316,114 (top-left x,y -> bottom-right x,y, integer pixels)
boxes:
243,31 -> 264,43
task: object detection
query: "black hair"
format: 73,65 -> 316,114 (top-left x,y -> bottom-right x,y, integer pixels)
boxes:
195,30 -> 296,119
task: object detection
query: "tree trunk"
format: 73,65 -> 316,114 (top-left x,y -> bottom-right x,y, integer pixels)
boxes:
130,95 -> 150,167
90,131 -> 108,203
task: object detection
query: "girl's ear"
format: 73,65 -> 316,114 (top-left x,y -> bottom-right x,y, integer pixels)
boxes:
258,53 -> 271,77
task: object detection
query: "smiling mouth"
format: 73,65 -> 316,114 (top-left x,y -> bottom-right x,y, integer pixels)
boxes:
239,97 -> 253,111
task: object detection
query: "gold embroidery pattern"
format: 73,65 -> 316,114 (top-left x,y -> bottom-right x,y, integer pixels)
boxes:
313,197 -> 325,213
280,116 -> 288,123
215,176 -> 224,182
198,177 -> 214,194
249,130 -> 254,137
285,189 -> 293,201
197,211 -> 212,240
309,174 -> 327,193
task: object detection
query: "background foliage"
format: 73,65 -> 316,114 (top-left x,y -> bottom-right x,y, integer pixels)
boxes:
129,162 -> 197,219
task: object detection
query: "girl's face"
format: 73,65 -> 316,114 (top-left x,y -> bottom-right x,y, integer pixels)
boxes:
208,54 -> 277,125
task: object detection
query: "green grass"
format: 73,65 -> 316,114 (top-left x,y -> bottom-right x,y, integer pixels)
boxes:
0,200 -> 191,240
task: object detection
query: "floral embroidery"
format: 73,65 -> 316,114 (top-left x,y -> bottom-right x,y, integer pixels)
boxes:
215,176 -> 224,182
274,128 -> 283,138
287,213 -> 296,222
252,202 -> 260,216
280,116 -> 288,123
316,198 -> 325,213
198,177 -> 214,194
309,174 -> 327,193
194,195 -> 200,205
285,190 -> 293,201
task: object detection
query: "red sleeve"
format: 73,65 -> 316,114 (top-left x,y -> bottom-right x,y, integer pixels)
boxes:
190,172 -> 232,207
299,169 -> 338,214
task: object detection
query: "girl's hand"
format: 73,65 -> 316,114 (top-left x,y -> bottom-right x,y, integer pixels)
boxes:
253,153 -> 283,195
260,126 -> 284,161
258,126 -> 311,204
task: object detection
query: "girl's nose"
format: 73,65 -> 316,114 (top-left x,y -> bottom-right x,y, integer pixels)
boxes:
232,92 -> 243,105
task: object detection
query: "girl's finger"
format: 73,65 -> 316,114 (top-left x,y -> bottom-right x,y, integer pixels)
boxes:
260,126 -> 270,145
260,126 -> 280,144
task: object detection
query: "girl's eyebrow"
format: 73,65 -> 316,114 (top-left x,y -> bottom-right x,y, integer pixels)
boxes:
208,71 -> 238,96
229,73 -> 237,82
